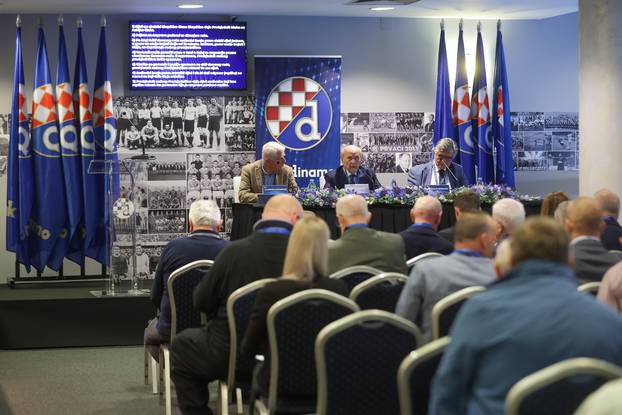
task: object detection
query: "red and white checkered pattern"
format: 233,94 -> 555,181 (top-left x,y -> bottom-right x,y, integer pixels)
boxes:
18,84 -> 28,123
92,81 -> 114,127
31,83 -> 57,128
471,87 -> 490,126
496,86 -> 504,127
265,77 -> 320,136
452,84 -> 471,126
75,83 -> 92,124
56,82 -> 75,123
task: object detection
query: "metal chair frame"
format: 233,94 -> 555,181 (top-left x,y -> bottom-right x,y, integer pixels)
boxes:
430,285 -> 486,340
328,265 -> 383,280
349,273 -> 408,308
577,281 -> 601,295
406,252 -> 444,269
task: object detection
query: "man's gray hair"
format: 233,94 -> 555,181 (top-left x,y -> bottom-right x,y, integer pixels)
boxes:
594,189 -> 620,217
554,200 -> 570,225
188,199 -> 221,228
336,194 -> 369,219
340,145 -> 363,158
434,138 -> 457,156
492,198 -> 526,235
262,141 -> 285,160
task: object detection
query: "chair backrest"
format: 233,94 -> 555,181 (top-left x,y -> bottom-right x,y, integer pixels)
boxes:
578,282 -> 601,296
233,176 -> 241,203
398,337 -> 450,415
350,273 -> 408,312
430,285 -> 486,340
266,289 -> 359,412
328,265 -> 383,292
609,249 -> 622,256
315,310 -> 422,415
168,260 -> 214,341
225,278 -> 277,389
406,252 -> 444,270
505,358 -> 622,415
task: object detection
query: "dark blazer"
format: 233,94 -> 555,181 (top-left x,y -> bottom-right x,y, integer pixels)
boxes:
150,230 -> 229,337
324,165 -> 381,191
602,217 -> 622,251
570,238 -> 622,282
407,161 -> 468,188
400,226 -> 454,260
439,226 -> 455,243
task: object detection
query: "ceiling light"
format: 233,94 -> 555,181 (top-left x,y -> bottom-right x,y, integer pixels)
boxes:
370,7 -> 395,11
178,3 -> 204,9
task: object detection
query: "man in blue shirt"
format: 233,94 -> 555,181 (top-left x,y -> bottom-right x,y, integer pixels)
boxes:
429,217 -> 622,415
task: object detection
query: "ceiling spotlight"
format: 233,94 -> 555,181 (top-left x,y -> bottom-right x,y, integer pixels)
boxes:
370,7 -> 395,11
178,3 -> 204,9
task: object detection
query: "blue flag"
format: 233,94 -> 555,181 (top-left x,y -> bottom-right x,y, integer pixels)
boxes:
492,22 -> 515,187
74,22 -> 104,264
56,20 -> 85,266
30,27 -> 68,272
433,22 -> 454,146
471,25 -> 494,184
6,21 -> 34,272
93,19 -> 120,267
453,22 -> 476,185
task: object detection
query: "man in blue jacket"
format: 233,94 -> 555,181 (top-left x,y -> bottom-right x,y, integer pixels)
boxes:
429,217 -> 622,415
407,138 -> 467,189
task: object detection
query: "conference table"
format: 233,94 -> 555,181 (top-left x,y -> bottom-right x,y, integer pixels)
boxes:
230,200 -> 543,241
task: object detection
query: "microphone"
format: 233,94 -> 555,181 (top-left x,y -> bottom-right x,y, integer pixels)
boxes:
441,159 -> 459,184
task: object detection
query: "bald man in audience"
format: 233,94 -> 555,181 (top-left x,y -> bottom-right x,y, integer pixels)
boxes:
171,195 -> 303,415
328,194 -> 407,275
594,189 -> 622,251
429,217 -> 622,415
400,196 -> 453,260
565,197 -> 622,282
396,212 -> 497,342
492,198 -> 526,242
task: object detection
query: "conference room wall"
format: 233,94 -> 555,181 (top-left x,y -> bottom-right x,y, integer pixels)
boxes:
0,12 -> 577,281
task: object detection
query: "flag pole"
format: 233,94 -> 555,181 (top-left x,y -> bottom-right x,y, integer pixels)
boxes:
77,16 -> 83,28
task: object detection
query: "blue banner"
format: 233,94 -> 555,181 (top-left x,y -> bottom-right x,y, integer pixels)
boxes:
453,24 -> 476,184
6,23 -> 34,271
433,24 -> 454,146
471,27 -> 494,184
254,56 -> 341,188
493,23 -> 515,187
30,27 -> 68,272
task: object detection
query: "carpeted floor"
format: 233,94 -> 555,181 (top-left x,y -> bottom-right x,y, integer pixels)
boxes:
0,346 -> 217,415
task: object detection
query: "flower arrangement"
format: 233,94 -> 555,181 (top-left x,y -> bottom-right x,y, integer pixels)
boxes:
296,183 -> 540,208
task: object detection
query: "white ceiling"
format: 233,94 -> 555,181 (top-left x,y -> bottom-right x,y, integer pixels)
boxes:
0,0 -> 578,20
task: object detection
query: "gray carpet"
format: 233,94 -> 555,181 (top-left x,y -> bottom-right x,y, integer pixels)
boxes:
0,346 -> 217,415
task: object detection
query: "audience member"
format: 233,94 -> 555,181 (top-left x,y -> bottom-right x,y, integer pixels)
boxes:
575,378 -> 622,415
241,216 -> 348,396
492,198 -> 526,242
171,195 -> 303,415
566,197 -> 621,282
553,200 -> 570,225
400,196 -> 453,260
594,188 -> 622,251
493,238 -> 513,278
429,217 -> 622,415
328,195 -> 407,275
540,191 -> 569,217
597,261 -> 622,313
438,190 -> 481,243
145,200 -> 228,361
396,212 -> 497,342
323,145 -> 381,191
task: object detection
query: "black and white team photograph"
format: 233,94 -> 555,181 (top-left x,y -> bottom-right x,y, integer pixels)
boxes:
148,181 -> 187,210
148,209 -> 187,234
146,153 -> 187,181
369,112 -> 397,132
545,112 -> 579,130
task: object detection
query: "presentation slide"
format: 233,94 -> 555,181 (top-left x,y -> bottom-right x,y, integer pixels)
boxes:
130,21 -> 247,90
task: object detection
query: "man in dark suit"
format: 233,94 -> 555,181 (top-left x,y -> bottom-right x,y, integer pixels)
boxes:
324,145 -> 381,191
407,138 -> 468,189
171,195 -> 303,415
400,195 -> 453,260
566,197 -> 622,282
594,189 -> 622,251
439,190 -> 481,243
144,199 -> 229,361
328,195 -> 407,274
394,152 -> 412,174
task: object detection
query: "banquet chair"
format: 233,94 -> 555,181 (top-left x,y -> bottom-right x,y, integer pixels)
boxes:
577,282 -> 600,296
505,358 -> 622,415
253,290 -> 359,415
217,278 -> 276,415
349,273 -> 408,312
406,252 -> 444,270
158,260 -> 214,415
328,265 -> 383,292
315,310 -> 421,415
430,286 -> 486,340
397,337 -> 450,415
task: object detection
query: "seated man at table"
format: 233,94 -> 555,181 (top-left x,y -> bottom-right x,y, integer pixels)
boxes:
407,138 -> 467,189
324,145 -> 381,191
400,195 -> 454,260
328,194 -> 407,275
238,141 -> 299,203
145,200 -> 228,361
